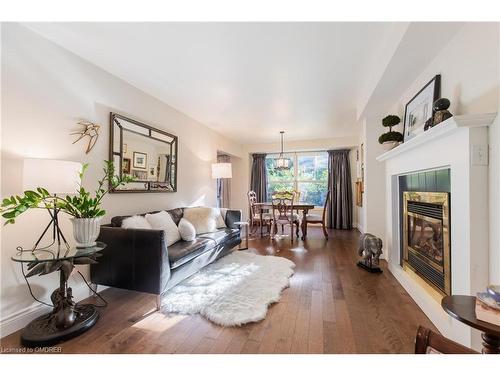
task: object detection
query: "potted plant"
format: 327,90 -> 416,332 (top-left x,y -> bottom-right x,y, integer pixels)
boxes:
379,115 -> 404,151
1,160 -> 133,247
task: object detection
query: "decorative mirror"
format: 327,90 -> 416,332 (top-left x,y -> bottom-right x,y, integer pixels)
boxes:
110,113 -> 178,193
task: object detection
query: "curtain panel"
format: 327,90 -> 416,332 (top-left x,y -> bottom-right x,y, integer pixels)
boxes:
250,154 -> 268,202
216,154 -> 231,208
327,149 -> 353,229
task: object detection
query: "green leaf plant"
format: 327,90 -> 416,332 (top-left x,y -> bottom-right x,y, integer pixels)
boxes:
1,160 -> 134,225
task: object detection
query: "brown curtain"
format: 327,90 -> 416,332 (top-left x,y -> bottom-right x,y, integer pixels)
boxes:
327,149 -> 352,229
216,154 -> 231,208
250,154 -> 267,202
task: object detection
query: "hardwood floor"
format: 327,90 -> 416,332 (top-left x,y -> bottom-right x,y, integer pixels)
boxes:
1,228 -> 436,353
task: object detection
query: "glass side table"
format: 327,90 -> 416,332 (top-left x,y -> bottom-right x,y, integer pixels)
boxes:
234,221 -> 249,250
11,242 -> 106,347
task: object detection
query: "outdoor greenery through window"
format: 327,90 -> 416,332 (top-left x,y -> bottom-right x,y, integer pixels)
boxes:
265,152 -> 328,207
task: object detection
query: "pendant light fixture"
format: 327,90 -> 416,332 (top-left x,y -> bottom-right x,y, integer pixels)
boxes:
274,131 -> 292,170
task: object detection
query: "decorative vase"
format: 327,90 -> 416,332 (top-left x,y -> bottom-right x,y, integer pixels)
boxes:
70,217 -> 101,248
382,141 -> 399,151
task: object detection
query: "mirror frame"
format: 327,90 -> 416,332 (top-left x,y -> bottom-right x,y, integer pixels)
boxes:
109,112 -> 178,193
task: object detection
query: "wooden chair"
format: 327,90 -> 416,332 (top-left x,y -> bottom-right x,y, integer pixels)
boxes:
303,189 -> 330,239
247,190 -> 272,235
415,326 -> 477,354
271,191 -> 300,242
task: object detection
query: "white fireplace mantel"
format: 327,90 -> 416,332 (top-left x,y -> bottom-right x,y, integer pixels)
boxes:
377,112 -> 496,351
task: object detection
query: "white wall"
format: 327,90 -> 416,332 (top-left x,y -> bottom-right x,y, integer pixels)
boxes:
0,23 -> 245,336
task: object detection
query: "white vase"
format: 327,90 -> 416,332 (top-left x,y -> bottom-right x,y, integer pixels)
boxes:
70,217 -> 102,248
382,141 -> 400,151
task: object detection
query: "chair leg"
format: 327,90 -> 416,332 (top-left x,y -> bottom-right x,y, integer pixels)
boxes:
291,223 -> 294,243
156,294 -> 162,311
295,221 -> 300,237
322,221 -> 329,239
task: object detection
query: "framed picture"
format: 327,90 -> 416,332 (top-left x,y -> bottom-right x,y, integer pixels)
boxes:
133,152 -> 147,169
148,164 -> 157,180
403,75 -> 441,142
122,158 -> 131,174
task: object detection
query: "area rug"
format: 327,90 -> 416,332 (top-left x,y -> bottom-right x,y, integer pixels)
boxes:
161,251 -> 295,326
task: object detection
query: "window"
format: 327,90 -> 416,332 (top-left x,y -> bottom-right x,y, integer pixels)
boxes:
266,152 -> 328,207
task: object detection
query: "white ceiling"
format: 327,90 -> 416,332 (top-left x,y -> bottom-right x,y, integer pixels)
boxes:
25,22 -> 401,144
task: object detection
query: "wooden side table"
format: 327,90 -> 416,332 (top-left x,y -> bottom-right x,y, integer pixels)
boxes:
441,295 -> 500,354
234,221 -> 249,250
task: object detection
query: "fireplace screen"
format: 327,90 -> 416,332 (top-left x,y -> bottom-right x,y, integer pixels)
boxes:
403,192 -> 450,295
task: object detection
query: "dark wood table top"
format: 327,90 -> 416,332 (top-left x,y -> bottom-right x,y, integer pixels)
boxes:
441,295 -> 500,336
253,202 -> 315,209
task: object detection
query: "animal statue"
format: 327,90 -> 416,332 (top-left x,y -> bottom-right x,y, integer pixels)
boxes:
357,233 -> 383,272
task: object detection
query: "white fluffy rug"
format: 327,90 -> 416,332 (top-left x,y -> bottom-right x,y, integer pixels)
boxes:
161,251 -> 295,326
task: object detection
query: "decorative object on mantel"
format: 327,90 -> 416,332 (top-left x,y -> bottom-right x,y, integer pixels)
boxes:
378,115 -> 403,151
273,131 -> 292,170
403,74 -> 441,142
0,160 -> 133,248
71,120 -> 100,154
357,233 -> 383,273
432,98 -> 453,126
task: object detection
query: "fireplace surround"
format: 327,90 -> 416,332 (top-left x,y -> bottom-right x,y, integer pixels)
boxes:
402,191 -> 450,295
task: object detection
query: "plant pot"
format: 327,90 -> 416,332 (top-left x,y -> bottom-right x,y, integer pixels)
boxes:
70,217 -> 102,248
382,141 -> 400,151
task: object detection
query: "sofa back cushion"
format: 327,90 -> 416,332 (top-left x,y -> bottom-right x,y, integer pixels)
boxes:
121,215 -> 152,229
183,207 -> 224,234
178,218 -> 196,241
145,211 -> 181,246
111,208 -> 184,227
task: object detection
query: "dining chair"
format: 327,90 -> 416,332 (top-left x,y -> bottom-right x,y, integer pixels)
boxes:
247,190 -> 272,235
303,189 -> 330,239
270,191 -> 300,242
415,326 -> 477,354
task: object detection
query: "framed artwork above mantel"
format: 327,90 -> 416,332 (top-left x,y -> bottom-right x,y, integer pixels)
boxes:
403,75 -> 441,142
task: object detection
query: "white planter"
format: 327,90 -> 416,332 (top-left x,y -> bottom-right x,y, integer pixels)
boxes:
382,141 -> 400,151
70,217 -> 102,248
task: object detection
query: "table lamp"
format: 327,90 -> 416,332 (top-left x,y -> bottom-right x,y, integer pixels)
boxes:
211,162 -> 232,179
23,158 -> 82,251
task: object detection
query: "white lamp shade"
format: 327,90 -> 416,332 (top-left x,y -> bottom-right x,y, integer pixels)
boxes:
23,159 -> 82,194
211,162 -> 232,179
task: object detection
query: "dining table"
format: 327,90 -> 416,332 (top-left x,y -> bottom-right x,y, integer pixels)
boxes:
252,202 -> 316,240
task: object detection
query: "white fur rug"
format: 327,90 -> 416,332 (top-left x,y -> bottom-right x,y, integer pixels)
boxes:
161,251 -> 295,326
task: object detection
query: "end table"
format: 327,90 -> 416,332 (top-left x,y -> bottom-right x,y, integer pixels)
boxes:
234,221 -> 249,250
11,242 -> 106,347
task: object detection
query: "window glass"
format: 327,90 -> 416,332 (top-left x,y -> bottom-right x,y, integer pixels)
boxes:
265,152 -> 328,206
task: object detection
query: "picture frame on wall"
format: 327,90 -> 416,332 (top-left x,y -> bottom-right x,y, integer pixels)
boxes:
122,158 -> 131,174
133,151 -> 147,169
403,74 -> 441,142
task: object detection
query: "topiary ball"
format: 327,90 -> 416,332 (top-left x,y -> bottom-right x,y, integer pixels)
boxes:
382,115 -> 401,127
378,131 -> 404,144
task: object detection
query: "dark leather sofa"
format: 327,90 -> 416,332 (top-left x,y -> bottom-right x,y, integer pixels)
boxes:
90,208 -> 242,304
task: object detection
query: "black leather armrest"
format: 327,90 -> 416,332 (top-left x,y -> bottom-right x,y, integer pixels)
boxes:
225,209 -> 242,229
90,226 -> 171,295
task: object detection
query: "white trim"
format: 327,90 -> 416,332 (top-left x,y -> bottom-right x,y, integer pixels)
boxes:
376,113 -> 496,162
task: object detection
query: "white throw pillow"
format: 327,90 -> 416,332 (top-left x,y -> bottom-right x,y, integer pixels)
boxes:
183,207 -> 221,234
215,208 -> 227,229
178,218 -> 196,241
121,215 -> 152,230
145,211 -> 181,246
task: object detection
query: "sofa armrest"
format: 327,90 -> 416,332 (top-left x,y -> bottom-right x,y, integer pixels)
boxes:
90,226 -> 171,295
225,209 -> 242,229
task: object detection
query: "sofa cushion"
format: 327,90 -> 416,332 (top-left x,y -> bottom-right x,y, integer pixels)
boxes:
145,211 -> 181,246
168,228 -> 239,269
178,218 -> 196,241
121,215 -> 152,229
183,207 -> 220,234
111,208 -> 183,227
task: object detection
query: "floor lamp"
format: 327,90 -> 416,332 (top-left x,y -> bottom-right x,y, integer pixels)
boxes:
23,158 -> 82,252
211,162 -> 232,208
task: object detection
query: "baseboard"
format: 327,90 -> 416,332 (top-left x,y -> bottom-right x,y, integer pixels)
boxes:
0,283 -> 107,338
